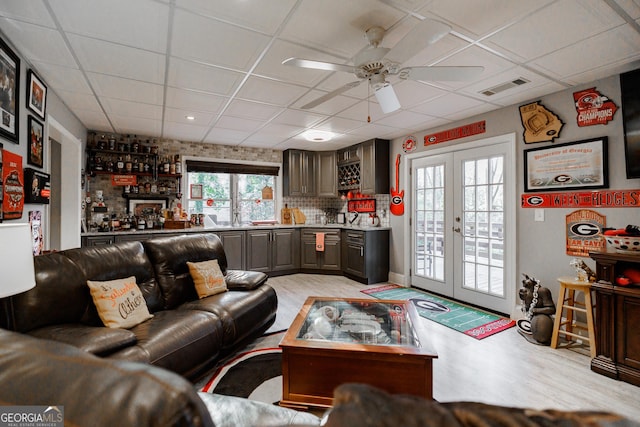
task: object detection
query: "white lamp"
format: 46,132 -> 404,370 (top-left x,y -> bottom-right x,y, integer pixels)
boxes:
0,223 -> 36,329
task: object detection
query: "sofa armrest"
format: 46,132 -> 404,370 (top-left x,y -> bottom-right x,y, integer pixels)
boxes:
224,270 -> 268,291
0,329 -> 214,427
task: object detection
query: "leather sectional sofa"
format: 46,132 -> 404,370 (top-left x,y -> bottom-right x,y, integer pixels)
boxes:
5,233 -> 277,380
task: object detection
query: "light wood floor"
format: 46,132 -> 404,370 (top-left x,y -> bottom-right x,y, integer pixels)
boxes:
266,273 -> 640,422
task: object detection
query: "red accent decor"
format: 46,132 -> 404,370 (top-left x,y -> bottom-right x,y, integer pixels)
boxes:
424,120 -> 486,146
521,189 -> 640,208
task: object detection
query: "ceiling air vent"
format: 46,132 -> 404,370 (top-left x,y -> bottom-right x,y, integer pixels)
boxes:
480,77 -> 530,96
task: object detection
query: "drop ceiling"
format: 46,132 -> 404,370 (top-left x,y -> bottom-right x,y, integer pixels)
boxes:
1,0 -> 639,151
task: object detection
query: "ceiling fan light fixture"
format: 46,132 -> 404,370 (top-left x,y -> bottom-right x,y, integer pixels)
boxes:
302,130 -> 335,142
374,82 -> 400,114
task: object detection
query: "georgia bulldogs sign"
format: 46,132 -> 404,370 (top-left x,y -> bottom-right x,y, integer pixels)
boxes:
522,189 -> 640,208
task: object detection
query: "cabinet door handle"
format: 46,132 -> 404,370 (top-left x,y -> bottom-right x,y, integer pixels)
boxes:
360,247 -> 363,257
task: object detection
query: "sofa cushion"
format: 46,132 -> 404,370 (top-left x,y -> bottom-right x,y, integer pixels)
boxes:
28,324 -> 137,356
179,285 -> 277,351
64,241 -> 164,316
224,269 -> 268,291
126,309 -> 225,380
87,276 -> 154,329
11,252 -> 90,332
0,329 -> 215,427
198,392 -> 320,426
143,234 -> 229,309
188,259 -> 228,298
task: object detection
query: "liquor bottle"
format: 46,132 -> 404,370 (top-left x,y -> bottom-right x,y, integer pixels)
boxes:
174,155 -> 181,174
116,156 -> 124,173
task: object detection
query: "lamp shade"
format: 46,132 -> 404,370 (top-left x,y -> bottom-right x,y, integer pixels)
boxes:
0,223 -> 36,298
374,83 -> 401,114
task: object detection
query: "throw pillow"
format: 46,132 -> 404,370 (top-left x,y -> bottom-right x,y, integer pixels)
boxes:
187,259 -> 228,299
87,276 -> 153,329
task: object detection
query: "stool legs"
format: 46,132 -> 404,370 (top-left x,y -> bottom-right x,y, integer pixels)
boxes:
550,281 -> 596,358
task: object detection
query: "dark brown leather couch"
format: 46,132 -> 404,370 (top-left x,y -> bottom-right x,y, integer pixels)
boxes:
6,233 -> 277,380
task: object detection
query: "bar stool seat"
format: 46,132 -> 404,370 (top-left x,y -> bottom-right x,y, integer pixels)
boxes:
550,276 -> 596,358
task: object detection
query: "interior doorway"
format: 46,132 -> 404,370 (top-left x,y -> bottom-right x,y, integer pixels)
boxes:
49,138 -> 62,250
406,133 -> 517,315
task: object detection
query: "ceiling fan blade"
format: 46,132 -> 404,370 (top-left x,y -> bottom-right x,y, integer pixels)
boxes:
400,66 -> 485,81
385,18 -> 451,64
282,57 -> 356,74
301,80 -> 363,109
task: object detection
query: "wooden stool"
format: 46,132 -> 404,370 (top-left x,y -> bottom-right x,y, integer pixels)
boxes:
550,276 -> 596,358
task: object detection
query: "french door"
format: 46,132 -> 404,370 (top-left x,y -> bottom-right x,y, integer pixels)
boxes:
410,137 -> 515,314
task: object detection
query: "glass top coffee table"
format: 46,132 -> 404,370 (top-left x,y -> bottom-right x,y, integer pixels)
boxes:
279,296 -> 437,409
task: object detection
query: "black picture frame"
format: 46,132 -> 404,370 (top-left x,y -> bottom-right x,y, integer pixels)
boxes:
0,35 -> 20,143
28,116 -> 44,168
26,69 -> 47,120
621,69 -> 640,179
523,137 -> 609,192
24,168 -> 50,204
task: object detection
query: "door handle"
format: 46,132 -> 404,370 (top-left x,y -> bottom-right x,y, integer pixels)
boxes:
452,227 -> 461,233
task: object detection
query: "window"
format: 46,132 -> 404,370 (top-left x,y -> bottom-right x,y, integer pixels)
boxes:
186,160 -> 278,226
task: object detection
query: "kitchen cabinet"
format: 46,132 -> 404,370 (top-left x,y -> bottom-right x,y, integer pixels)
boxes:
342,229 -> 389,284
359,139 -> 390,195
283,149 -> 316,197
589,251 -> 640,386
216,230 -> 245,270
246,228 -> 300,274
316,151 -> 338,198
82,235 -> 115,246
337,139 -> 389,195
300,229 -> 341,272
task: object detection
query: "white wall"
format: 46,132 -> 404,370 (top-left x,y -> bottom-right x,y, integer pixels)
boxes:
388,74 -> 638,305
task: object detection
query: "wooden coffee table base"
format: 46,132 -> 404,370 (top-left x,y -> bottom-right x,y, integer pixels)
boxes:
280,346 -> 434,409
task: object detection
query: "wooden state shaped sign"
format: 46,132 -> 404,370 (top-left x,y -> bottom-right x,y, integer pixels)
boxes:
519,101 -> 564,143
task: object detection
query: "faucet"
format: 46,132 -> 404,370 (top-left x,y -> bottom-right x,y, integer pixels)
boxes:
348,211 -> 359,225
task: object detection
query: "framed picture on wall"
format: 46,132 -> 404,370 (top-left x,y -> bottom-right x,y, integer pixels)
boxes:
0,35 -> 20,143
524,137 -> 609,192
28,116 -> 44,168
27,69 -> 47,120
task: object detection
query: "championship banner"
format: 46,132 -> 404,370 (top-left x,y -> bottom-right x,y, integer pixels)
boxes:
424,121 -> 485,146
573,87 -> 617,127
522,189 -> 640,208
2,149 -> 24,219
565,209 -> 606,257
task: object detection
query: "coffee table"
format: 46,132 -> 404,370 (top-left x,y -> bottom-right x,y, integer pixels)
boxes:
279,296 -> 437,410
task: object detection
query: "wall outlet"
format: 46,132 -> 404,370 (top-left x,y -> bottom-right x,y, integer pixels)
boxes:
534,209 -> 544,222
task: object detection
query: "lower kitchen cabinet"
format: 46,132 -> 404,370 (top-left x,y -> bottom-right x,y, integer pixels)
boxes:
82,235 -> 115,246
246,228 -> 300,274
216,230 -> 245,270
342,229 -> 389,284
301,229 -> 341,272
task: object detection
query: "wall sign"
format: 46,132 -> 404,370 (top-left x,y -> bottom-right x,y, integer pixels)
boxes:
403,135 -> 417,152
24,167 -> 50,204
573,87 -> 617,127
519,101 -> 563,143
2,149 -> 24,219
424,121 -> 485,146
523,137 -> 608,192
565,209 -> 606,257
521,189 -> 640,208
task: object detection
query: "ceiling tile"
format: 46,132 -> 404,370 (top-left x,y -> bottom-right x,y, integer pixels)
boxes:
55,90 -> 102,112
279,0 -> 405,58
459,66 -> 557,103
0,18 -> 76,67
171,9 -> 271,70
30,61 -> 92,94
102,98 -> 162,120
314,116 -> 364,134
68,34 -> 165,83
167,58 -> 244,96
426,0 -> 555,37
0,1 -> 55,27
392,80 -> 448,108
236,76 -> 309,106
164,106 -> 215,126
225,100 -> 284,121
175,0 -> 296,35
50,0 -> 169,53
165,87 -> 226,114
162,121 -> 209,141
110,115 -> 163,136
73,110 -> 112,131
271,109 -> 325,127
375,110 -> 435,129
88,73 -> 164,105
216,115 -> 264,132
531,25 -> 640,80
484,0 -> 625,61
411,92 -> 485,117
203,127 -> 252,145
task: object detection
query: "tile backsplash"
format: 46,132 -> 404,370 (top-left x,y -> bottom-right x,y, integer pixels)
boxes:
283,194 -> 391,227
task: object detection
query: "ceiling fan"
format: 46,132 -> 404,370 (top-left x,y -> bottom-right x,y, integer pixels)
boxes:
283,18 -> 484,113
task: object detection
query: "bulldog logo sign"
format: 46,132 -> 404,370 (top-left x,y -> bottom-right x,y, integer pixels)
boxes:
573,87 -> 618,127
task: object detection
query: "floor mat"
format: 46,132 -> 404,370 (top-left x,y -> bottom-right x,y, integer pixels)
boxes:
362,284 -> 515,339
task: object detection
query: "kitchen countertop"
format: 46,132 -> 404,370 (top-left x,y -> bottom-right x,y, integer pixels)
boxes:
82,223 -> 391,237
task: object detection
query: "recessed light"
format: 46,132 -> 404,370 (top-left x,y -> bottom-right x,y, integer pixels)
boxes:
185,115 -> 196,121
302,130 -> 335,142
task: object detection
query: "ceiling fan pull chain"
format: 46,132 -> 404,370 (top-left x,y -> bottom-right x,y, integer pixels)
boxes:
367,83 -> 371,123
